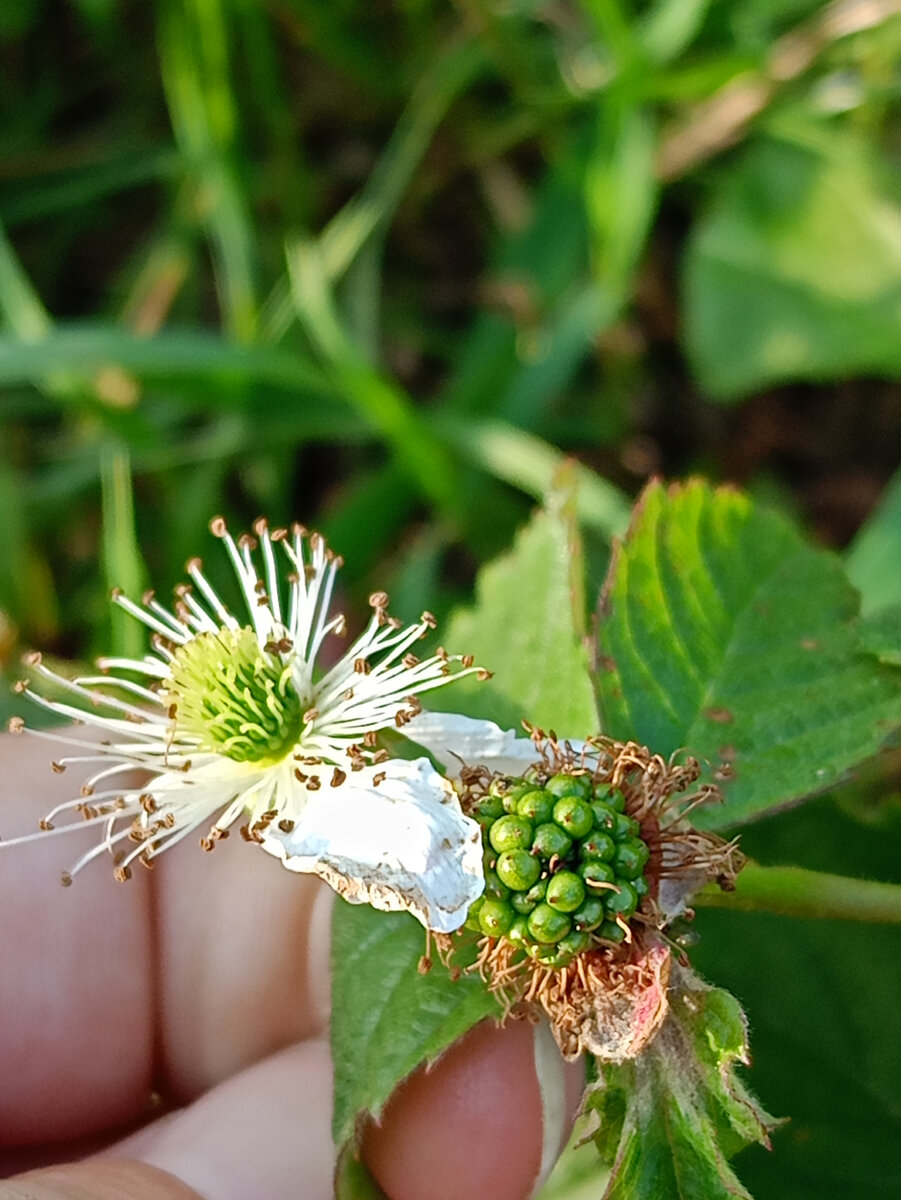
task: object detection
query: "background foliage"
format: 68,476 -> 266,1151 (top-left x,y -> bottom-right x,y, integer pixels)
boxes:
3,2 -> 901,1197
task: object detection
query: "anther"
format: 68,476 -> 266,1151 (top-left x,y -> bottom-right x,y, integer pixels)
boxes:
331,767 -> 347,787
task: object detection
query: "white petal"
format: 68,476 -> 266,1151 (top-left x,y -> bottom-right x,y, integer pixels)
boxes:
259,757 -> 484,934
404,712 -> 539,778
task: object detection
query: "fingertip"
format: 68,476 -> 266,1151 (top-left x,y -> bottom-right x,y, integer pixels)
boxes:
362,1019 -> 584,1200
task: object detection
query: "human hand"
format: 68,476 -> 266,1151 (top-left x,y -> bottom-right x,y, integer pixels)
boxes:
0,731 -> 582,1200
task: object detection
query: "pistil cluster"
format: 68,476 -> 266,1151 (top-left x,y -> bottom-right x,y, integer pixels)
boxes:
440,728 -> 743,1061
467,772 -> 651,966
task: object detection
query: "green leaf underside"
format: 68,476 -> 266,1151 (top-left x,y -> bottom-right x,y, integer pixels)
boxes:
846,468 -> 901,617
589,969 -> 776,1200
857,604 -> 901,667
330,902 -> 500,1147
596,480 -> 901,828
683,127 -> 901,400
444,479 -> 599,735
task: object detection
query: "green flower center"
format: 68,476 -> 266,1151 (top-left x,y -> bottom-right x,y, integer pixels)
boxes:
165,627 -> 304,763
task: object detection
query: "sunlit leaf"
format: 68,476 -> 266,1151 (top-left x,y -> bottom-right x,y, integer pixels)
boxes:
596,479 -> 901,826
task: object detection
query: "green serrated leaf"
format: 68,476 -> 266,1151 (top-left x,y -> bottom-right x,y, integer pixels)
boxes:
330,901 -> 500,1148
335,1142 -> 390,1200
588,968 -> 776,1200
596,479 -> 901,827
444,481 -> 599,734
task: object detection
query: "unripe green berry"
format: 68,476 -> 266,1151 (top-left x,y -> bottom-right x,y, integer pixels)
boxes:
488,778 -> 519,814
579,859 -> 615,888
531,822 -> 573,860
527,902 -> 572,944
556,929 -> 591,959
516,789 -> 554,824
527,941 -> 564,966
496,848 -> 541,891
545,772 -> 594,800
612,837 -> 650,880
552,796 -> 594,838
580,830 -> 615,861
489,814 -> 533,853
633,875 -> 650,898
479,897 -> 514,937
507,915 -> 531,947
483,865 -> 510,899
513,878 -> 549,912
612,812 -> 641,840
572,895 -> 606,931
598,918 -> 626,944
472,794 -> 505,825
590,800 -> 617,832
464,895 -> 484,932
545,870 -> 587,913
605,880 -> 639,919
511,889 -> 538,915
488,776 -> 519,798
593,783 -> 626,813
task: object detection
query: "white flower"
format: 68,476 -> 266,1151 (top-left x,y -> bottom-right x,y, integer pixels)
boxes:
3,518 -> 489,933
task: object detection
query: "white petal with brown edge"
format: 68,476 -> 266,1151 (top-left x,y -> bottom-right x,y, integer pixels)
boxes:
259,756 -> 485,934
405,711 -> 541,777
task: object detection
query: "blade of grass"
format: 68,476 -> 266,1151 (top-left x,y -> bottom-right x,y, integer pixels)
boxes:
158,0 -> 258,341
100,446 -> 147,660
0,325 -> 339,401
286,237 -> 461,521
319,39 -> 482,281
262,38 -> 482,341
0,146 -> 178,227
435,415 -> 631,539
0,458 -> 59,643
0,221 -> 51,340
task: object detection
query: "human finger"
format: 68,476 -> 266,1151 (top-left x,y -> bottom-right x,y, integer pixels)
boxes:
0,730 -> 331,1143
363,1018 -> 584,1200
2,1038 -> 332,1200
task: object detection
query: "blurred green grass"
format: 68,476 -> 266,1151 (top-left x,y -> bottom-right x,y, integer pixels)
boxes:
3,4 -> 901,1196
4,0 -> 901,664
